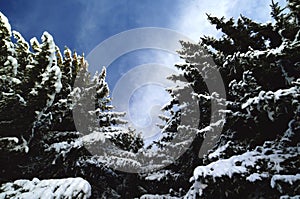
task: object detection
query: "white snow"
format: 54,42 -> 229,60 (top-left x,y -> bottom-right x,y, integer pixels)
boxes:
13,136 -> 29,153
4,56 -> 19,76
246,173 -> 269,182
88,155 -> 141,170
25,64 -> 35,69
208,141 -> 230,159
188,122 -> 300,197
145,172 -> 166,181
0,12 -> 12,36
29,37 -> 40,50
46,139 -> 82,158
241,86 -> 299,110
0,136 -> 29,153
279,62 -> 294,85
193,152 -> 251,180
29,88 -> 38,96
248,40 -> 286,60
52,65 -> 62,93
11,77 -> 21,84
13,30 -> 29,51
46,93 -> 56,108
267,110 -> 275,121
0,177 -> 91,199
268,41 -> 286,55
16,94 -> 26,105
4,39 -> 15,54
184,179 -> 208,198
0,137 -> 19,143
280,195 -> 300,199
145,170 -> 179,181
246,173 -> 262,182
35,32 -> 62,109
140,194 -> 181,199
193,141 -> 299,182
64,48 -> 72,58
82,131 -> 107,143
271,174 -> 300,188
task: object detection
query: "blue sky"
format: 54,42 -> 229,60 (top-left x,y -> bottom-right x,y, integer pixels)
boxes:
0,0 -> 285,54
0,0 -> 182,54
0,0 -> 286,140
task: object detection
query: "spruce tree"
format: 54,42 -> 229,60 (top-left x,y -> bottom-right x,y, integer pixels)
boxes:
142,1 -> 300,198
0,12 -> 144,198
183,1 -> 300,197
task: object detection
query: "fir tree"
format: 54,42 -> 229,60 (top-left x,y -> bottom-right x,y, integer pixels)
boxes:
143,1 -> 300,198
183,1 -> 300,197
0,12 -> 144,198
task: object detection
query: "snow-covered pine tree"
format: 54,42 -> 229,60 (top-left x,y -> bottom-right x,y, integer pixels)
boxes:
71,59 -> 143,153
143,40 -> 226,197
200,0 -> 300,149
155,43 -> 207,148
184,1 -> 300,198
141,1 -> 300,198
0,12 -> 144,198
0,12 -> 66,183
43,48 -> 78,132
0,29 -> 63,140
0,13 -> 25,139
27,32 -> 63,135
46,47 -> 144,198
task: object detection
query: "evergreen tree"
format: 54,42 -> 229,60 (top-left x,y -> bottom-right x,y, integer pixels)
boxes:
142,1 -> 300,198
183,1 -> 300,198
0,12 -> 144,198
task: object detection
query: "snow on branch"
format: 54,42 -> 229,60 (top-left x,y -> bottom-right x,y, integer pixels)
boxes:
0,177 -> 91,199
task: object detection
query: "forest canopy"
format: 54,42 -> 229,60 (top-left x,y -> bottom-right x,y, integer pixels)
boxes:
0,0 -> 300,198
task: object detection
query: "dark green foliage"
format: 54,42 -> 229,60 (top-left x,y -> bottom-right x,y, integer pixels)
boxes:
1,0 -> 300,198
182,1 -> 300,198
147,0 -> 300,198
0,12 -> 144,198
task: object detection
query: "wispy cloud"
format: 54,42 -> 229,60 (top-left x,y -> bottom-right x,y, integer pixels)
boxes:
111,62 -> 177,140
76,0 -> 121,53
81,0 -> 287,140
75,0 -> 181,53
170,0 -> 230,40
171,0 -> 286,41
